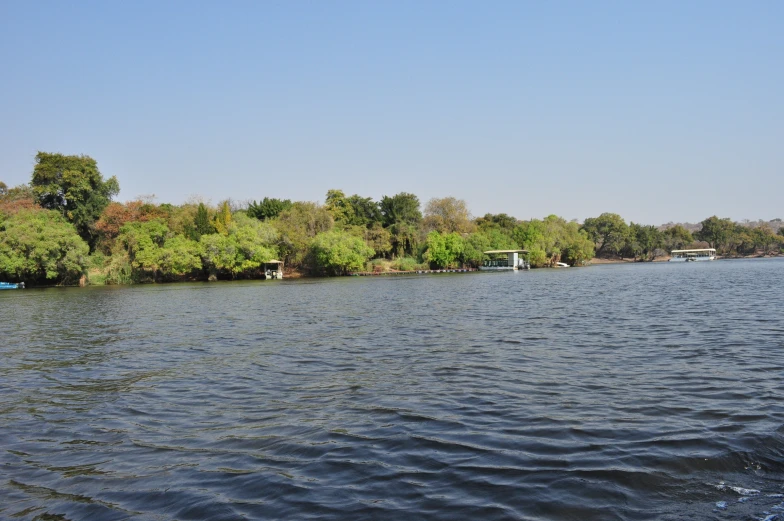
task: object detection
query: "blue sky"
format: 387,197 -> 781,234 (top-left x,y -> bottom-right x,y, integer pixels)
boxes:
1,1 -> 781,224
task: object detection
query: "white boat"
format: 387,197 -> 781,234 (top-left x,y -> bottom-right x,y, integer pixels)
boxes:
669,248 -> 716,262
480,250 -> 530,271
555,262 -> 570,268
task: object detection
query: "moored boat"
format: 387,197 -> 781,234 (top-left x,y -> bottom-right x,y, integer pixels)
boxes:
0,282 -> 25,289
669,248 -> 716,262
479,250 -> 530,271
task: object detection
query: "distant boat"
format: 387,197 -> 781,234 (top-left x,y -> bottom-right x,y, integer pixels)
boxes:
0,282 -> 25,290
555,262 -> 570,268
669,249 -> 716,262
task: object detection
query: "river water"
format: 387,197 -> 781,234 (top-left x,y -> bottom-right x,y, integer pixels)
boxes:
2,258 -> 783,520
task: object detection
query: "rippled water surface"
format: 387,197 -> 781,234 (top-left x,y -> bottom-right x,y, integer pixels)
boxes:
2,259 -> 784,520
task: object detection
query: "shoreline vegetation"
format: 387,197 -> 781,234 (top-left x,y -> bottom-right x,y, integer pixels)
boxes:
2,153 -> 783,287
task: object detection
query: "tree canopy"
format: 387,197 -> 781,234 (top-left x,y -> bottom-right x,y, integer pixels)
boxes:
31,152 -> 119,249
0,209 -> 89,284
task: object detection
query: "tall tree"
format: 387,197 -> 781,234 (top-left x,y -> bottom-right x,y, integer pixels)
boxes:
661,225 -> 694,251
31,152 -> 119,249
247,197 -> 293,221
581,213 -> 629,256
422,197 -> 475,234
379,192 -> 422,227
695,216 -> 736,252
213,201 -> 233,235
193,203 -> 214,238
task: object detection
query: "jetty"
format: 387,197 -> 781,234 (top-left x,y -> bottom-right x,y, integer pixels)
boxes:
348,268 -> 477,276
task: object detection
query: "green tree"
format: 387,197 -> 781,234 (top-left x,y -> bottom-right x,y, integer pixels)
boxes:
158,235 -> 203,277
423,231 -> 464,268
364,222 -> 392,258
273,202 -> 334,267
695,216 -> 736,253
513,216 -> 594,267
475,213 -> 518,232
325,190 -> 381,228
461,229 -> 517,267
662,225 -> 694,251
581,213 -> 629,257
0,209 -> 89,284
379,192 -> 422,227
213,201 -> 233,235
422,197 -> 475,234
31,152 -> 119,249
115,220 -> 169,280
200,213 -> 279,278
193,202 -> 214,238
345,194 -> 382,227
310,230 -> 375,275
749,224 -> 781,255
247,197 -> 293,221
624,223 -> 664,261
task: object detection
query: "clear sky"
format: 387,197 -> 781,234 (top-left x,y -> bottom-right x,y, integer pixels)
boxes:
1,1 -> 781,224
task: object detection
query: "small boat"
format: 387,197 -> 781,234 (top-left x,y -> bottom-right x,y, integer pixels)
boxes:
480,250 -> 530,271
555,262 -> 570,268
262,260 -> 284,279
669,249 -> 716,262
0,282 -> 25,290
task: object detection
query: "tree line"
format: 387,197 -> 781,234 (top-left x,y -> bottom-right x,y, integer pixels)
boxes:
1,153 -> 782,285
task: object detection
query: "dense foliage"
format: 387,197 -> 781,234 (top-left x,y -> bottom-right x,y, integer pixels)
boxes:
31,152 -> 119,250
0,209 -> 89,284
2,152 -> 783,285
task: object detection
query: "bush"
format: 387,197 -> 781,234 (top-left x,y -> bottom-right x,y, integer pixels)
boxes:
391,257 -> 425,271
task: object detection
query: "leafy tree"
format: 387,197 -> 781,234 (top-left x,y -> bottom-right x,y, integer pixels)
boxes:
213,201 -> 233,235
364,222 -> 392,258
325,189 -> 353,224
388,222 -> 419,258
158,235 -> 203,276
695,216 -> 736,253
247,197 -> 293,221
0,209 -> 89,284
423,231 -> 464,268
310,230 -> 375,275
661,225 -> 694,251
193,202 -> 214,238
115,220 -> 201,281
94,200 -> 167,253
475,213 -> 518,232
379,192 -> 422,227
558,221 -> 595,266
623,223 -> 664,260
31,152 -> 119,249
0,183 -> 38,219
461,229 -> 517,267
513,216 -> 594,267
274,202 -> 333,267
0,181 -> 7,196
581,213 -> 629,257
325,190 -> 381,228
422,197 -> 475,234
749,224 -> 781,254
200,213 -> 278,278
345,194 -> 382,227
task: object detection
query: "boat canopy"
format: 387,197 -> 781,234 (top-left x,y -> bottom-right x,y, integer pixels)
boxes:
265,259 -> 283,264
670,249 -> 716,254
483,249 -> 529,254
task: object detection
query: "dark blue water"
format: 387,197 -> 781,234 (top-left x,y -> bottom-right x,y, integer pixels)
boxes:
2,259 -> 783,520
